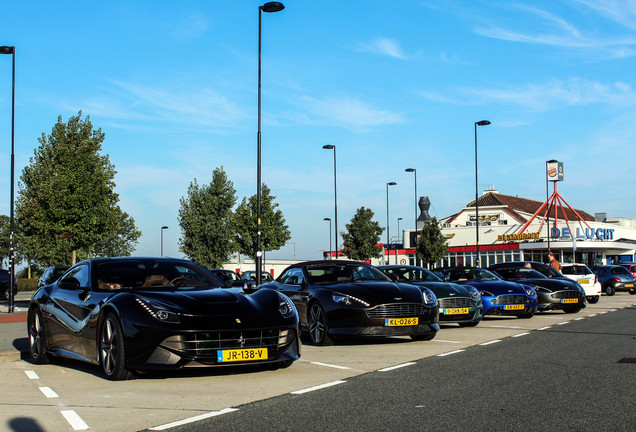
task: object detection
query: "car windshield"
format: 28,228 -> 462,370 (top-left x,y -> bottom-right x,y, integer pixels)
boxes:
494,267 -> 547,280
561,265 -> 591,275
94,259 -> 222,290
611,266 -> 631,277
442,268 -> 500,282
305,264 -> 390,284
380,267 -> 442,282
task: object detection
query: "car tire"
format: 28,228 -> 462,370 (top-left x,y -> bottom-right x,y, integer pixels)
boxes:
307,302 -> 333,346
28,308 -> 50,364
99,312 -> 134,380
516,313 -> 534,319
458,321 -> 480,327
563,308 -> 581,313
604,285 -> 616,296
629,288 -> 636,295
587,295 -> 600,304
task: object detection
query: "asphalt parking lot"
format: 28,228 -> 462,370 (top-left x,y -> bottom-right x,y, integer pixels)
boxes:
1,293 -> 634,431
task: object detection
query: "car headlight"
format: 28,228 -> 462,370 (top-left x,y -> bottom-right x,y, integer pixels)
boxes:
332,293 -> 370,307
480,290 -> 494,297
524,285 -> 537,296
136,297 -> 180,324
277,293 -> 297,319
467,287 -> 481,299
421,288 -> 437,305
575,283 -> 585,293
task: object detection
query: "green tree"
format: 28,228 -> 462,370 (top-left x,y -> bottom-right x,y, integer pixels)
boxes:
416,217 -> 448,268
234,184 -> 291,261
178,167 -> 237,268
0,215 -> 9,267
15,111 -> 141,266
340,207 -> 384,261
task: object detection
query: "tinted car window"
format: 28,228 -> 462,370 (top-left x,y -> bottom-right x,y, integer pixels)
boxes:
94,260 -> 217,290
383,267 -> 441,282
63,264 -> 90,288
305,264 -> 390,284
611,266 -> 631,277
561,265 -> 592,275
495,267 -> 546,279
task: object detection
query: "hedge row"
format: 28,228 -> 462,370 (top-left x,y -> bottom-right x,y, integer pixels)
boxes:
16,278 -> 39,292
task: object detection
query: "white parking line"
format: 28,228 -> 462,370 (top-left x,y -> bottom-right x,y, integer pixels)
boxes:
574,317 -> 585,320
291,380 -> 346,395
25,370 -> 39,380
310,361 -> 352,370
39,387 -> 59,398
149,408 -> 239,431
512,332 -> 530,337
488,325 -> 524,329
379,362 -> 416,372
61,410 -> 90,431
538,326 -> 552,330
432,339 -> 462,344
556,321 -> 569,325
437,349 -> 465,357
480,339 -> 502,346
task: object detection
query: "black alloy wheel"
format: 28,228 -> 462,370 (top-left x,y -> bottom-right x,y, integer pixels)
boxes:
308,302 -> 332,346
604,284 -> 616,296
28,308 -> 49,364
587,295 -> 600,304
99,312 -> 133,380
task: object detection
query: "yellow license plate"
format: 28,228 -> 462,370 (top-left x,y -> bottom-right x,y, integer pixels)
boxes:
626,283 -> 634,288
385,317 -> 419,326
578,279 -> 590,284
504,304 -> 524,310
561,298 -> 578,304
443,308 -> 469,315
217,348 -> 268,363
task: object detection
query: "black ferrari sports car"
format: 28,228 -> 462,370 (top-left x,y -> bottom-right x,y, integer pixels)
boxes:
28,257 -> 300,380
488,262 -> 586,313
259,260 -> 439,345
378,265 -> 483,327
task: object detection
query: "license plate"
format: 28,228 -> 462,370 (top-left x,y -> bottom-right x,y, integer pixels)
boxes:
626,283 -> 634,288
578,279 -> 590,284
217,348 -> 268,363
504,304 -> 524,311
385,317 -> 419,326
561,298 -> 578,304
442,308 -> 469,315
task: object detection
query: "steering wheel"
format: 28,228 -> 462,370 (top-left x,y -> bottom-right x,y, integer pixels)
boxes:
169,276 -> 188,286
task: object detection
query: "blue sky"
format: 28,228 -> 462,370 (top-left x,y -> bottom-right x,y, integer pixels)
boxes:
1,1 -> 635,262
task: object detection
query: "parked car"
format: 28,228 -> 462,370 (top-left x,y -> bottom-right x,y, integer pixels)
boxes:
560,263 -> 602,304
241,270 -> 274,288
617,262 -> 636,280
38,266 -> 70,288
590,265 -> 636,296
489,262 -> 586,313
378,265 -> 482,327
433,267 -> 537,318
1,269 -> 17,300
28,257 -> 300,380
259,260 -> 440,345
207,269 -> 245,288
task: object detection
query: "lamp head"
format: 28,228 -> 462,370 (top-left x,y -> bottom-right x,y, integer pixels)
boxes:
322,144 -> 335,150
324,217 -> 331,221
405,168 -> 415,173
161,226 -> 169,230
0,46 -> 14,55
475,120 -> 491,126
261,2 -> 285,13
387,182 -> 397,186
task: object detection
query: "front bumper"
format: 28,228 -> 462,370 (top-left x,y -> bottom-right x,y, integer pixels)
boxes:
537,290 -> 586,311
482,294 -> 537,316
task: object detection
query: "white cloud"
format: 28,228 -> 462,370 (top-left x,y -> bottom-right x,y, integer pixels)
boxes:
357,38 -> 408,60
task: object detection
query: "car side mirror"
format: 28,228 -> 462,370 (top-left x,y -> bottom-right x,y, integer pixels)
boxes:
59,277 -> 81,290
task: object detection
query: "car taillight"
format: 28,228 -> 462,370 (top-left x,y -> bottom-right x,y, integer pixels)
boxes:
594,275 -> 597,284
614,278 -> 621,283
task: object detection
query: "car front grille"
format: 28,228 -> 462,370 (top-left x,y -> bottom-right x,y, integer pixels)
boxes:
439,298 -> 476,308
160,328 -> 294,359
366,303 -> 428,318
491,294 -> 530,305
551,291 -> 585,300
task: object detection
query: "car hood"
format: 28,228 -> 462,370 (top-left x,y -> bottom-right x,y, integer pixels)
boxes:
498,277 -> 574,292
407,281 -> 471,298
327,281 -> 425,304
133,287 -> 259,315
453,279 -> 528,295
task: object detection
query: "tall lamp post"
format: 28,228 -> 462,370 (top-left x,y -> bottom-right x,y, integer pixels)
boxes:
405,168 -> 417,265
160,226 -> 168,256
1,46 -> 15,313
323,217 -> 332,258
546,159 -> 557,252
286,241 -> 296,260
474,120 -> 490,267
322,144 -> 338,257
256,2 -> 284,285
396,217 -> 403,265
386,182 -> 396,264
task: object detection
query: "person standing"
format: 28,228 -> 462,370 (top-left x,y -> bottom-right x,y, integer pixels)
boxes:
548,251 -> 562,271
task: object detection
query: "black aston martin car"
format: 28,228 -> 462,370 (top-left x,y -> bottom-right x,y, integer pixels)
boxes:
378,265 -> 483,327
28,257 -> 300,380
259,260 -> 439,345
489,262 -> 586,313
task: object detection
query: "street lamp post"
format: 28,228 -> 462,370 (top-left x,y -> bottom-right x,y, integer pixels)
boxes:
474,120 -> 490,267
256,2 -> 284,285
405,168 -> 417,266
397,217 -> 403,265
386,182 -> 396,265
322,144 -> 338,257
286,241 -> 296,260
1,46 -> 15,313
160,226 -> 168,256
546,159 -> 557,252
324,217 -> 332,258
